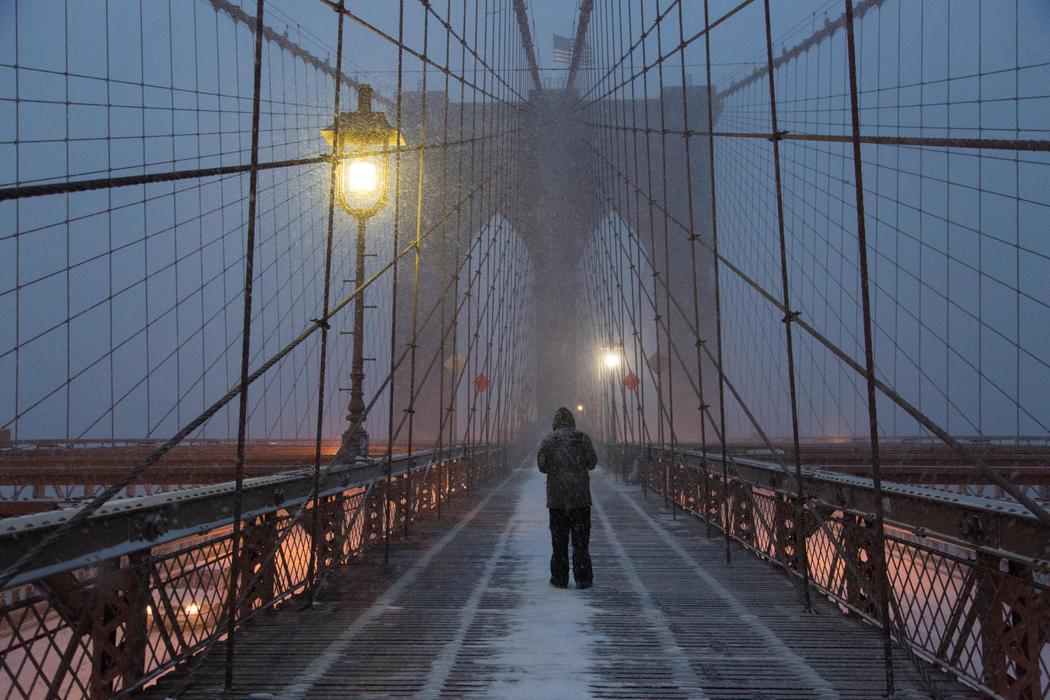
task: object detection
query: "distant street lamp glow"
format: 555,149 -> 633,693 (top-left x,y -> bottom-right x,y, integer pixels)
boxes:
599,338 -> 623,443
576,404 -> 584,412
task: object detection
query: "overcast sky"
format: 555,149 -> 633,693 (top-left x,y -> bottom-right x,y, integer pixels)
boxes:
1,0 -> 1048,444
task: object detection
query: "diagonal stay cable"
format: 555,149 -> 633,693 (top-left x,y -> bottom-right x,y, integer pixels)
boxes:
583,119 -> 1050,153
0,129 -> 521,203
419,0 -> 526,102
575,0 -> 755,109
588,138 -> 1050,528
0,167 -> 502,593
574,0 -> 682,104
208,0 -> 395,107
318,0 -> 520,107
168,175 -> 518,694
592,199 -> 796,490
511,0 -> 542,93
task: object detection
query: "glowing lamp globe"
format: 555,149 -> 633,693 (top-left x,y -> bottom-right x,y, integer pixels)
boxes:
344,160 -> 378,194
321,85 -> 405,220
601,338 -> 623,369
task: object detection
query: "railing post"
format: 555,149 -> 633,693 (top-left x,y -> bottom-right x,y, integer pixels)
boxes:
437,457 -> 445,520
841,514 -> 878,620
363,479 -> 387,550
311,495 -> 345,572
121,553 -> 150,688
728,480 -> 754,546
238,514 -> 277,618
975,553 -> 1048,698
85,554 -> 148,699
681,462 -> 697,514
87,559 -> 117,699
426,461 -> 438,513
772,495 -> 822,577
670,457 -> 678,520
403,462 -> 413,536
638,449 -> 646,497
662,455 -> 670,510
700,459 -> 712,537
976,552 -> 1007,691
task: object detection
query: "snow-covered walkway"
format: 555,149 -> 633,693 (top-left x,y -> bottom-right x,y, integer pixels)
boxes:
150,462 -> 975,699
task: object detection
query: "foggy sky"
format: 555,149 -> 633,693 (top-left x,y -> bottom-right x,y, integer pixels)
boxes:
1,0 -> 1048,446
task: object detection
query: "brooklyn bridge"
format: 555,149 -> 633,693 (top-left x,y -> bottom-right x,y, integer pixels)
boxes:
0,0 -> 1048,697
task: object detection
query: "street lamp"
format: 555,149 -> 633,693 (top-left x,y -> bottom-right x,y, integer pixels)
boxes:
600,338 -> 623,369
599,338 -> 623,444
324,85 -> 404,463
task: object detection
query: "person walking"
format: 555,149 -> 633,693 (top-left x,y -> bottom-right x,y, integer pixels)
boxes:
537,407 -> 598,589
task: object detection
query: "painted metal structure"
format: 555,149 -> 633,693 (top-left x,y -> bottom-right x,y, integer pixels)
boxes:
628,445 -> 1049,699
0,448 -> 506,697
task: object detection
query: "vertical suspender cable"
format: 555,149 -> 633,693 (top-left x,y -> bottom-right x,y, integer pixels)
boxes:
843,0 -> 894,692
654,0 -> 678,519
760,0 -> 813,609
464,0 -> 481,485
637,1 -> 669,506
437,0 -> 454,519
306,0 -> 345,607
405,0 -> 431,535
625,0 -> 652,496
701,0 -> 732,562
675,0 -> 712,535
384,0 -> 408,565
618,0 -> 644,468
224,0 -> 267,690
606,2 -> 632,467
448,0 -> 467,497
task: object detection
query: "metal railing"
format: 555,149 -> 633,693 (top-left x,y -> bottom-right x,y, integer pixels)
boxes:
0,447 -> 506,699
624,446 -> 1049,700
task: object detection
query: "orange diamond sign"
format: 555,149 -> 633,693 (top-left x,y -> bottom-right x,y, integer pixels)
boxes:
624,371 -> 639,391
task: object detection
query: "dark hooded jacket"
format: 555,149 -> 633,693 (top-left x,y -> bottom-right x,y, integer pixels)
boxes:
537,407 -> 598,509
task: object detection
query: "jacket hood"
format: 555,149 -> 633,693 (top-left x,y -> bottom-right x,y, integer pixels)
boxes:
552,407 -> 576,430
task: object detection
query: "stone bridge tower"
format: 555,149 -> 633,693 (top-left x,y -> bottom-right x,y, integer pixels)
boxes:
388,86 -> 719,447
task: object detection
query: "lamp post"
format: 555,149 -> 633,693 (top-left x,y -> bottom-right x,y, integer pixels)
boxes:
323,85 -> 404,463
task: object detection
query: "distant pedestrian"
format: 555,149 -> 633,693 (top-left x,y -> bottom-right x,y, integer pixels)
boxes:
537,407 -> 598,589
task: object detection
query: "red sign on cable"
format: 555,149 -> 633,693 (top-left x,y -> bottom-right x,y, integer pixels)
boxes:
624,371 -> 639,391
474,373 -> 490,391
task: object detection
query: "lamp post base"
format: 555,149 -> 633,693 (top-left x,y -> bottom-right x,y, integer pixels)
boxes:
337,425 -> 370,464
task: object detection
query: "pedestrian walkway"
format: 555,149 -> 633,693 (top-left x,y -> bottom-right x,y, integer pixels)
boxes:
149,462 -> 977,698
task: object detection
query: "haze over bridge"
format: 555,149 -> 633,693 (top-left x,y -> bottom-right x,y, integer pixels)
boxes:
0,0 -> 1048,698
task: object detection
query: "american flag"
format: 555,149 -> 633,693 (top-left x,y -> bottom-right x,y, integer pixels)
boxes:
553,34 -> 592,66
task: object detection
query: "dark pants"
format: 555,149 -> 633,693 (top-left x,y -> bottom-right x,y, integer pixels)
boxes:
549,507 -> 592,586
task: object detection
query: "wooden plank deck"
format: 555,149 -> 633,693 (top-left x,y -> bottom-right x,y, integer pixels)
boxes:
147,463 -> 980,699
